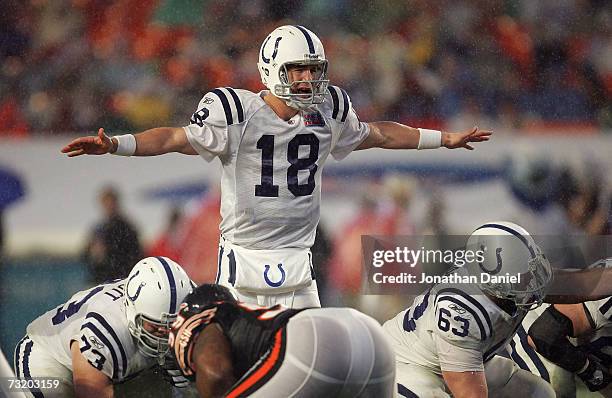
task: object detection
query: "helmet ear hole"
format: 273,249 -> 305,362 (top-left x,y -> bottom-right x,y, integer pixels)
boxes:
279,68 -> 287,84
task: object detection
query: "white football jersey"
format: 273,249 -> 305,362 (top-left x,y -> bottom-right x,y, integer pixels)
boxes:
510,296 -> 612,382
510,258 -> 612,379
26,280 -> 153,382
579,297 -> 612,366
183,86 -> 370,250
508,304 -> 552,381
383,268 -> 528,374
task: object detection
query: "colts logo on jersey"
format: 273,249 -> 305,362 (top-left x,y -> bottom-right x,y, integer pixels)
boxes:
303,111 -> 325,127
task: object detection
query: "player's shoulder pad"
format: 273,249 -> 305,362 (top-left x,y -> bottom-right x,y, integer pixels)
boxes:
434,287 -> 494,342
320,85 -> 352,123
78,304 -> 133,380
191,87 -> 258,127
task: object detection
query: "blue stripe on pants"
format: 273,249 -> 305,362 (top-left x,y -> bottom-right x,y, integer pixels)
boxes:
22,339 -> 45,398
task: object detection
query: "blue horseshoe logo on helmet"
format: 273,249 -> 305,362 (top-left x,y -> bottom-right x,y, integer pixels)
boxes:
261,37 -> 282,64
263,264 -> 286,287
126,270 -> 146,301
478,246 -> 503,275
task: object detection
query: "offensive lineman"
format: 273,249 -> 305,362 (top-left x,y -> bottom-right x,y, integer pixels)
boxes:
61,25 -> 491,308
13,257 -> 193,398
508,303 -> 575,397
383,222 -> 556,398
169,284 -> 396,397
509,258 -> 612,398
527,293 -> 612,396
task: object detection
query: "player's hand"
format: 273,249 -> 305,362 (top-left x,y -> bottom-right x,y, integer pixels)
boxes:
442,126 -> 492,150
61,128 -> 113,157
578,355 -> 612,392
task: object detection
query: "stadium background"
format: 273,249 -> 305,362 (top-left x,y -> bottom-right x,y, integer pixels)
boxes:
0,0 -> 611,393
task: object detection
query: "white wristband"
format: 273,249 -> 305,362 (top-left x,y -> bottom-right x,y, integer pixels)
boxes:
417,128 -> 442,150
112,134 -> 136,156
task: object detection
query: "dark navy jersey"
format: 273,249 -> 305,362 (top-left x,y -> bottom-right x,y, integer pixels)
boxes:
212,303 -> 302,376
171,302 -> 303,379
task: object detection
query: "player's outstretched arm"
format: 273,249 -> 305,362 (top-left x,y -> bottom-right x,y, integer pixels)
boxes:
70,341 -> 113,398
546,265 -> 612,303
61,127 -> 197,157
357,123 -> 491,151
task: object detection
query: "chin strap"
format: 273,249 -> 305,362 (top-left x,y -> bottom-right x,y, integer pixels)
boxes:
284,99 -> 299,109
285,99 -> 318,112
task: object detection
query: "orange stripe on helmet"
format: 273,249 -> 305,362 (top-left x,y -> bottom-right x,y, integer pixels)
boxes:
173,308 -> 217,376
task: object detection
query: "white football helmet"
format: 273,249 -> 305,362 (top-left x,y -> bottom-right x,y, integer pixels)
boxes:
465,221 -> 552,308
124,257 -> 194,359
257,25 -> 329,110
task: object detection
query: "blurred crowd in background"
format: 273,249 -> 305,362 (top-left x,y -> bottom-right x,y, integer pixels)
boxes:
0,0 -> 611,137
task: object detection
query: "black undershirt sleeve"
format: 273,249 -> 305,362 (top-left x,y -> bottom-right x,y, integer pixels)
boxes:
528,306 -> 588,373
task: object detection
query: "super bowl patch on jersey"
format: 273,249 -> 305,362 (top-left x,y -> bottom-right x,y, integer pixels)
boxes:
303,111 -> 325,127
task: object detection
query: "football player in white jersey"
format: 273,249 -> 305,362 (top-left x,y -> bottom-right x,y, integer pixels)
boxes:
509,258 -> 612,398
61,25 -> 491,309
383,222 -> 556,398
507,303 -> 575,397
13,257 -> 193,398
526,293 -> 612,396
